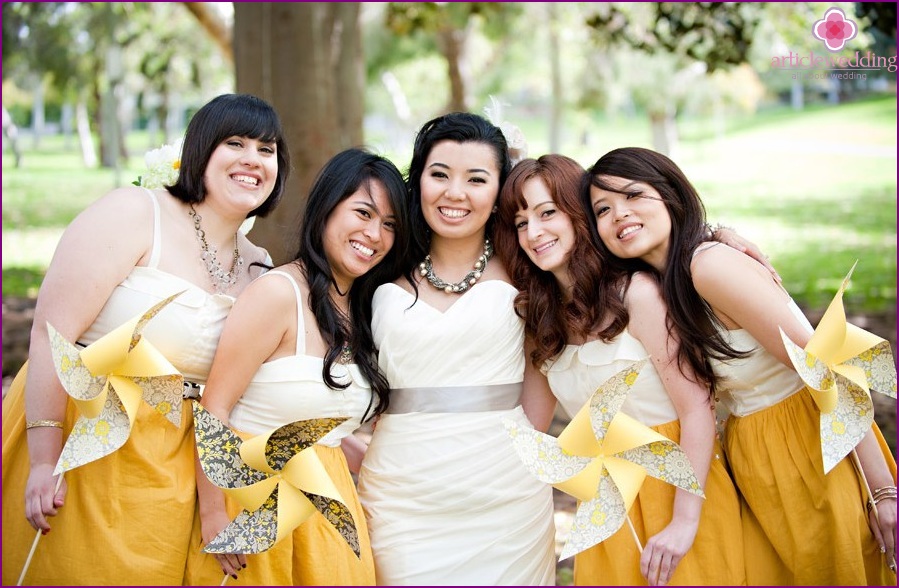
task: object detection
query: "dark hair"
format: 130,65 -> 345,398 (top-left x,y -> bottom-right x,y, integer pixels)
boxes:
402,112 -> 511,285
494,154 -> 628,368
583,147 -> 746,398
293,148 -> 409,420
167,93 -> 291,218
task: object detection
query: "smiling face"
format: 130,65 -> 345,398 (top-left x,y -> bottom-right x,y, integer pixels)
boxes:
323,179 -> 397,294
590,175 -> 672,271
203,136 -> 279,215
419,140 -> 500,242
514,177 -> 576,281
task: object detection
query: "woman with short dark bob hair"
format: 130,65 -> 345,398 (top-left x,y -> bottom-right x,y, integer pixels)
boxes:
2,93 -> 289,585
169,93 -> 291,218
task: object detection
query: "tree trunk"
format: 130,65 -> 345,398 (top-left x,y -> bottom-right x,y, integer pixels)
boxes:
182,2 -> 233,64
437,25 -> 468,113
30,75 -> 44,150
790,80 -> 804,111
235,2 -> 363,265
76,98 -> 97,168
649,109 -> 678,158
334,2 -> 364,147
547,3 -> 562,153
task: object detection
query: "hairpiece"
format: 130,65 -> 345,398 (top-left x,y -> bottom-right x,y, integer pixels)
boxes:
483,96 -> 528,167
133,139 -> 184,189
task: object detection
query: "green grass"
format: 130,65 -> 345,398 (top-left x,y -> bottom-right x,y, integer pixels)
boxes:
1,266 -> 44,298
3,97 -> 897,314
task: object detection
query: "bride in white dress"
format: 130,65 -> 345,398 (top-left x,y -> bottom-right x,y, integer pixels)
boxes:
356,112 -> 557,585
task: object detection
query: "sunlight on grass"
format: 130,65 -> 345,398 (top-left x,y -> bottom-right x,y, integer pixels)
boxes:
2,228 -> 64,268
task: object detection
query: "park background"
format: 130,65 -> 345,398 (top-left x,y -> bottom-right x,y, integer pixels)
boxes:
2,3 -> 896,582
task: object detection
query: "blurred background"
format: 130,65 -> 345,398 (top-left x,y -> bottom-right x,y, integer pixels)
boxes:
2,3 -> 895,580
3,0 -> 895,414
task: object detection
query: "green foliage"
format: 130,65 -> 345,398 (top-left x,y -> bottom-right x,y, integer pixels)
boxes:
2,267 -> 44,298
585,2 -> 765,72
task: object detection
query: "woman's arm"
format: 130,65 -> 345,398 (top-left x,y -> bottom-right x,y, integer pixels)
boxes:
626,273 -> 714,586
341,433 -> 369,475
24,187 -> 154,533
194,273 -> 293,577
693,246 -> 897,557
520,335 -> 557,433
692,243 -> 807,365
856,429 -> 897,563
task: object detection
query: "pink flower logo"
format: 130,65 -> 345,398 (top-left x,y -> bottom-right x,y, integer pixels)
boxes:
812,7 -> 858,52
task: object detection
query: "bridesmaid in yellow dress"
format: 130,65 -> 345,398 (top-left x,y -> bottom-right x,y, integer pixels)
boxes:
493,154 -> 746,586
585,146 -> 896,585
2,94 -> 290,585
183,148 -> 409,585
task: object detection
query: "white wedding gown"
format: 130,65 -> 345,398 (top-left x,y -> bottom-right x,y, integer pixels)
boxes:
357,280 -> 556,586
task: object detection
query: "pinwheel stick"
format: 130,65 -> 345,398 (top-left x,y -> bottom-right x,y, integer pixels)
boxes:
17,474 -> 64,586
626,514 -> 644,553
220,574 -> 228,586
849,449 -> 897,572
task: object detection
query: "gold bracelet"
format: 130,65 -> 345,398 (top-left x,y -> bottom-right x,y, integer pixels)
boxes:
25,420 -> 64,430
872,485 -> 897,497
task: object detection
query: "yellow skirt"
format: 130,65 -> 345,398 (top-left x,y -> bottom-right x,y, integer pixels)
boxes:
183,444 -> 375,586
573,419 -> 746,586
2,363 -> 198,586
724,387 -> 896,585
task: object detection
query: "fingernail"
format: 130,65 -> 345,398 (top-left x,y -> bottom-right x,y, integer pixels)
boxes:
232,574 -> 238,580
242,564 -> 247,569
881,545 -> 887,553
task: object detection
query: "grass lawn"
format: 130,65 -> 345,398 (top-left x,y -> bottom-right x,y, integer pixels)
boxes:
3,95 -> 897,312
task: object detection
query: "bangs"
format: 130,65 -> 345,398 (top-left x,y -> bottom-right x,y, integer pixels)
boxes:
589,173 -> 628,195
216,101 -> 282,143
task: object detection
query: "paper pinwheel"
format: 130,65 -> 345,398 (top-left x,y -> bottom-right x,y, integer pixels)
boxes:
504,359 -> 704,560
48,292 -> 186,474
779,262 -> 897,473
193,403 -> 360,556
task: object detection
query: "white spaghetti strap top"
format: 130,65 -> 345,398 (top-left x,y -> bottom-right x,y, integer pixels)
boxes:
140,187 -> 162,269
260,270 -> 306,356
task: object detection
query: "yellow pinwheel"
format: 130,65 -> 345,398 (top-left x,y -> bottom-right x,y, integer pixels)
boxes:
780,262 -> 897,473
48,292 -> 186,474
504,359 -> 703,559
193,403 -> 360,556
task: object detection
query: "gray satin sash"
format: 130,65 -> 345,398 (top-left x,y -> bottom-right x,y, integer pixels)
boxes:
386,383 -> 523,414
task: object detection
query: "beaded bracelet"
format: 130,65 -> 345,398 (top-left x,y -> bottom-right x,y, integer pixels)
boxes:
25,420 -> 63,430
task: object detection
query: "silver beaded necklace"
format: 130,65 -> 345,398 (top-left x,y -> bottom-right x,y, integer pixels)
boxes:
188,204 -> 243,294
419,239 -> 493,294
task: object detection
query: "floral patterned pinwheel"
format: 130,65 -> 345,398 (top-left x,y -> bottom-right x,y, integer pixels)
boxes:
780,263 -> 897,473
504,359 -> 704,560
48,292 -> 185,475
193,403 -> 360,556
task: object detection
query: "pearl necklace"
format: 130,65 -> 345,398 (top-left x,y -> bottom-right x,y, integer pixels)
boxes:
419,239 -> 493,294
188,204 -> 243,294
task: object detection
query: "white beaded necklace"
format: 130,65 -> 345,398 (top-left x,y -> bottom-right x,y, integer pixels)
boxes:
419,239 -> 493,294
188,204 -> 243,294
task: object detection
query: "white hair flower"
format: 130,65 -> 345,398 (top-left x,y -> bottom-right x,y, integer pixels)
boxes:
483,96 -> 528,167
133,139 -> 183,189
